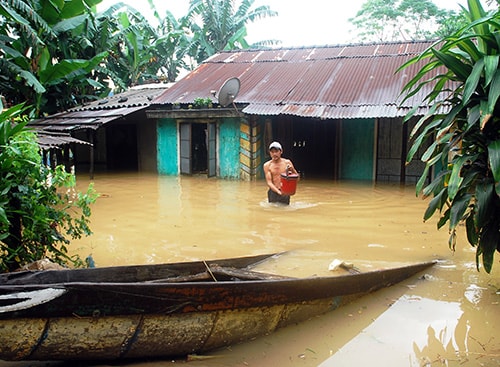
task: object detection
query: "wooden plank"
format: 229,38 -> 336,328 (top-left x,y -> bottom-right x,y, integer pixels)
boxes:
145,266 -> 292,283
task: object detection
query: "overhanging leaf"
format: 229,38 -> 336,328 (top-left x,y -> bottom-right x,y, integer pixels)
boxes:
437,208 -> 450,230
52,15 -> 88,34
448,155 -> 469,201
421,140 -> 438,162
474,182 -> 494,229
478,221 -> 499,273
39,59 -> 90,84
465,213 -> 478,246
483,55 -> 499,86
0,3 -> 30,26
449,192 -> 472,230
486,69 -> 500,120
431,48 -> 472,81
467,0 -> 488,48
487,140 -> 500,195
0,206 -> 8,225
423,188 -> 446,221
462,58 -> 483,105
480,99 -> 492,130
466,104 -> 481,132
456,38 -> 482,63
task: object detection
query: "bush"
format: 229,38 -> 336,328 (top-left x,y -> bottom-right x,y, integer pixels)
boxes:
0,103 -> 98,272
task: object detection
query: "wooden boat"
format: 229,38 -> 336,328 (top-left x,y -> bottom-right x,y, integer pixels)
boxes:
0,253 -> 435,361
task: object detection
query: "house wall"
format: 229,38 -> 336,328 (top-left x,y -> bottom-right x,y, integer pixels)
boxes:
157,118 -> 179,175
155,114 -> 424,184
218,118 -> 240,179
240,116 -> 263,180
340,118 -> 375,180
156,117 -> 241,178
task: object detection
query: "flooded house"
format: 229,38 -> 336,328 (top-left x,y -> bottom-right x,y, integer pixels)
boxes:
147,40 -> 438,183
31,40 -> 440,183
30,85 -> 169,177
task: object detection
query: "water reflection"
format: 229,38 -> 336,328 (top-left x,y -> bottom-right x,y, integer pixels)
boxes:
3,173 -> 495,367
319,295 -> 464,366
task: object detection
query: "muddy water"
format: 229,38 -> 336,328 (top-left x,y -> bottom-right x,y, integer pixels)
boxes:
71,174 -> 452,267
2,173 -> 499,367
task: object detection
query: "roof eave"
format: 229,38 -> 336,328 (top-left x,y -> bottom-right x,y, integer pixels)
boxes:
146,106 -> 245,119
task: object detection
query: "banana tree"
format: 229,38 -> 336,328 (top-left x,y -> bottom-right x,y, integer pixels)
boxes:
154,10 -> 193,82
185,0 -> 278,64
0,0 -> 108,116
97,3 -> 161,88
399,0 -> 500,272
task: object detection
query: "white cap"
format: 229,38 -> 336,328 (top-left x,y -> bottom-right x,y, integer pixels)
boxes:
269,141 -> 282,151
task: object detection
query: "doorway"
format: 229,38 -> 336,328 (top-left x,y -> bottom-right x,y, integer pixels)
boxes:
273,117 -> 339,179
179,122 -> 217,176
105,124 -> 138,171
192,123 -> 207,173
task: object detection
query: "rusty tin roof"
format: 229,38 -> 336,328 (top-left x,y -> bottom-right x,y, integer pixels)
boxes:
30,84 -> 170,148
152,41 -> 444,119
32,129 -> 92,150
31,84 -> 170,133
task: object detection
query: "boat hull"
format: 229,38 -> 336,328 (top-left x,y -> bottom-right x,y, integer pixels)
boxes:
0,256 -> 435,361
1,297 -> 349,360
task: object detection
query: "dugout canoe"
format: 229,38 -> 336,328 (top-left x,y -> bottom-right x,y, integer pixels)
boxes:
0,253 -> 435,361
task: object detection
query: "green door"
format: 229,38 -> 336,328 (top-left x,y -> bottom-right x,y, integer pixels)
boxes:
340,119 -> 375,180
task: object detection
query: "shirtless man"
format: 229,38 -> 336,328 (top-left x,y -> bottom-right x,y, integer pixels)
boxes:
263,141 -> 299,205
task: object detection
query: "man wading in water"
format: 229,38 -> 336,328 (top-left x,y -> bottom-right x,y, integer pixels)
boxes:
264,141 -> 299,205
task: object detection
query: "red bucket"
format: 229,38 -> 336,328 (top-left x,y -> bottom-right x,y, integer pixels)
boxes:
280,173 -> 299,195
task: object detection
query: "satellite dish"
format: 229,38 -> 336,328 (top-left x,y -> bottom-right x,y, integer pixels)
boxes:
217,77 -> 240,107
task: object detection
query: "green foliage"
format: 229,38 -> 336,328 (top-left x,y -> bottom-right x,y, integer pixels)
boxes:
0,104 -> 98,272
350,0 -> 468,42
185,0 -> 278,64
399,0 -> 500,273
153,10 -> 194,82
0,0 -> 110,116
1,0 -> 277,112
95,3 -> 161,88
91,0 -> 278,85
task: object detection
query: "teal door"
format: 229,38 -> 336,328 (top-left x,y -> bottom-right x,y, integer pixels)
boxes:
340,119 -> 375,180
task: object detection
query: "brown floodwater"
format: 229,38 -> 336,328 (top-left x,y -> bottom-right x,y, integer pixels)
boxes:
2,173 -> 499,367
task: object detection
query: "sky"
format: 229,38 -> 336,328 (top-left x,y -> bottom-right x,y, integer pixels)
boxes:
98,0 -> 474,47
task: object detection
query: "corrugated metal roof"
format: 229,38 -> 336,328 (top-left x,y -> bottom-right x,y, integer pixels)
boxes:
30,84 -> 170,132
152,41 -> 445,119
31,129 -> 92,150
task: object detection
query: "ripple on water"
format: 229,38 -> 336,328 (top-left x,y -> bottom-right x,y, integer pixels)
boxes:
259,200 -> 319,210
